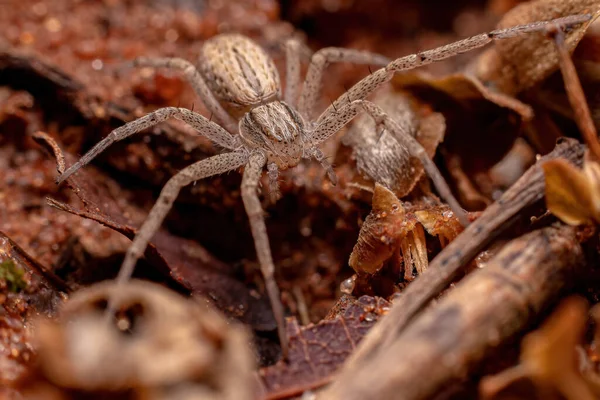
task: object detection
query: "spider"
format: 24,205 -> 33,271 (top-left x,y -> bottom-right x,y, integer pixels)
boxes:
56,13 -> 590,358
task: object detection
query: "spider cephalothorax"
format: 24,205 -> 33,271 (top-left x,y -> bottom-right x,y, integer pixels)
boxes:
239,101 -> 307,170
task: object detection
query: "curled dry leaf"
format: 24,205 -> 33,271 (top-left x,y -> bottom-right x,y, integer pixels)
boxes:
392,72 -> 534,121
480,296 -> 597,400
20,280 -> 256,400
258,295 -> 391,399
543,153 -> 600,225
349,184 -> 466,279
344,88 -> 446,197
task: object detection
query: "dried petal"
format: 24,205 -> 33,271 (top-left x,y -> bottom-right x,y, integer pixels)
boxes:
349,184 -> 411,274
399,223 -> 428,280
543,158 -> 598,225
583,152 -> 600,211
414,206 -> 465,248
392,71 -> 534,120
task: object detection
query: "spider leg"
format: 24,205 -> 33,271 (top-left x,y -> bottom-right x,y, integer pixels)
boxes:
298,48 -> 390,122
316,14 -> 592,125
267,162 -> 281,204
56,107 -> 240,184
132,57 -> 239,134
305,147 -> 337,185
310,99 -> 470,227
242,151 -> 289,359
284,38 -> 302,109
105,151 -> 248,324
115,151 -> 248,285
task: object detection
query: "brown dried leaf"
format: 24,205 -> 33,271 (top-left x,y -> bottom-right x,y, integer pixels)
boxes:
392,72 -> 534,120
259,296 -> 390,399
474,0 -> 600,95
35,132 -> 276,331
344,88 -> 446,197
390,72 -> 533,205
542,157 -> 599,225
480,297 -> 595,400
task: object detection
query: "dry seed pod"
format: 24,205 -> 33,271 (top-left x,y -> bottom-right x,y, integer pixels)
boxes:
28,280 -> 256,400
474,0 -> 600,95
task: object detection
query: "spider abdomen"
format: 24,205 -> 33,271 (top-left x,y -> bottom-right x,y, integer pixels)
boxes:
199,34 -> 281,117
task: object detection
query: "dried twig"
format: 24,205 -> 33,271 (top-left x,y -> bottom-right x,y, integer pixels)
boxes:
547,25 -> 600,160
320,225 -> 585,399
0,231 -> 70,293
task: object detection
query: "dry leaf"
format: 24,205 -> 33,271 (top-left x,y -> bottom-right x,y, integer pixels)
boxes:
344,88 -> 445,197
35,132 -> 276,331
259,295 -> 390,399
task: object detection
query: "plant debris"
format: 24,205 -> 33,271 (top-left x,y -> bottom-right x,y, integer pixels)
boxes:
16,280 -> 257,400
320,224 -> 588,400
0,260 -> 26,293
2,0 -> 600,398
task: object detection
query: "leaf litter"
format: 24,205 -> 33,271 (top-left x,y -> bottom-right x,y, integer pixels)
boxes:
2,0 -> 600,398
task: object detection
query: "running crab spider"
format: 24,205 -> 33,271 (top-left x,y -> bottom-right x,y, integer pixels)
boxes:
56,13 -> 591,359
